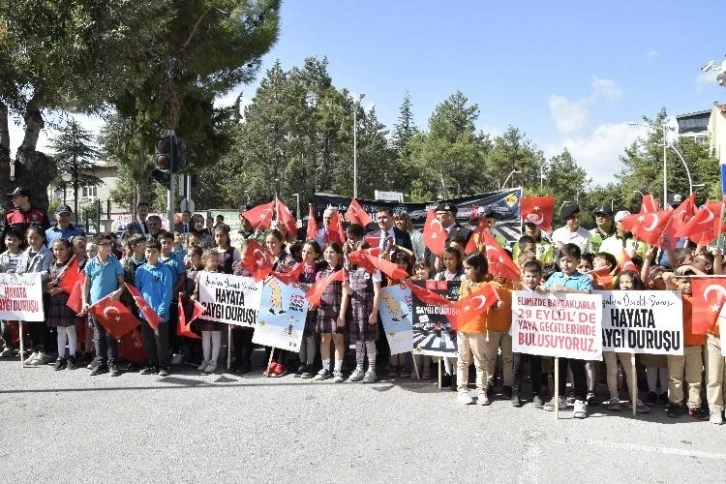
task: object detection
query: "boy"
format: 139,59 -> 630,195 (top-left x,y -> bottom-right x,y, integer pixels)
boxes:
135,239 -> 174,376
0,229 -> 24,357
543,243 -> 593,419
512,261 -> 546,408
486,273 -> 519,401
158,231 -> 187,365
667,269 -> 708,419
80,233 -> 125,377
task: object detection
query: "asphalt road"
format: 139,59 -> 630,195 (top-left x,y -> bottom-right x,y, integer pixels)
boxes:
1,357 -> 725,483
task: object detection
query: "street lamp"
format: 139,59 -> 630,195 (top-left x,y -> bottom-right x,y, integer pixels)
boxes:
292,193 -> 301,228
539,161 -> 546,190
353,93 -> 365,199
668,144 -> 694,196
500,170 -> 521,190
629,121 -> 668,206
61,172 -> 72,215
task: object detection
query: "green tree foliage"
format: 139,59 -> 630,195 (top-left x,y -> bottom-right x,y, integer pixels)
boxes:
49,118 -> 103,195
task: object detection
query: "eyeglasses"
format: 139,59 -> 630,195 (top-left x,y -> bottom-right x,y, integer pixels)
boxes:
96,242 -> 111,246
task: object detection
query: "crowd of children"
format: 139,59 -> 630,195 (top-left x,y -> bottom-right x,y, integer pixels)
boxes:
2,210 -> 726,426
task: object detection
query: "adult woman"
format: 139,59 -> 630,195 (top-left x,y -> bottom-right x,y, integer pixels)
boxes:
191,214 -> 212,248
393,211 -> 424,261
265,229 -> 296,271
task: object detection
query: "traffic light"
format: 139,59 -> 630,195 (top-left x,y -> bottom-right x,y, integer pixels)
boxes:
154,136 -> 172,172
174,137 -> 187,171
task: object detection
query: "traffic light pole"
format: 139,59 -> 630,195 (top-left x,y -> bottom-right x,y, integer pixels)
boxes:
167,129 -> 175,232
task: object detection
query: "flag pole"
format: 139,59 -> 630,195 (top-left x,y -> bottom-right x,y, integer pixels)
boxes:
554,357 -> 560,420
19,321 -> 24,369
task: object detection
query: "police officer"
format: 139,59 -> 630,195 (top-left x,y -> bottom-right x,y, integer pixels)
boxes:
0,187 -> 50,252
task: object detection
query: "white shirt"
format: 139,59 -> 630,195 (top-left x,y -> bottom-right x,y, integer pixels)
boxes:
551,226 -> 591,254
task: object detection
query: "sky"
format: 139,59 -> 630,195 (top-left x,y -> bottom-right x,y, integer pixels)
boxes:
8,0 -> 726,186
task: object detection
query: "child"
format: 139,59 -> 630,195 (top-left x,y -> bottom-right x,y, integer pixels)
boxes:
120,234 -> 146,310
577,253 -> 599,405
80,233 -> 125,377
455,252 -> 498,405
0,229 -> 24,358
214,224 -> 240,274
411,260 -> 433,380
512,261 -> 546,408
605,271 -> 649,413
47,239 -> 80,370
70,236 -> 94,364
296,240 -> 323,379
543,243 -> 593,419
191,249 -> 223,374
667,269 -> 708,419
705,294 -> 726,424
386,250 -> 412,378
264,229 -> 295,375
159,230 -> 187,366
486,271 -> 519,403
434,247 -> 464,282
19,225 -> 53,366
314,242 -> 348,382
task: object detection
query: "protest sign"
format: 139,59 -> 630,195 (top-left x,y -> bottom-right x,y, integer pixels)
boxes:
0,273 -> 44,321
512,292 -> 602,360
599,290 -> 683,355
252,278 -> 307,351
379,283 -> 414,355
411,281 -> 460,357
198,272 -> 262,327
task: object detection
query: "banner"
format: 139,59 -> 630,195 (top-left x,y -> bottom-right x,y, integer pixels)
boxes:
252,278 -> 307,351
512,292 -> 603,360
599,290 -> 683,355
313,189 -> 524,243
198,272 -> 263,327
0,273 -> 44,321
379,283 -> 414,355
411,281 -> 460,357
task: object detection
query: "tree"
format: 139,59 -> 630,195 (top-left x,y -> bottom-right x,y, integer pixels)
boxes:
486,126 -> 546,193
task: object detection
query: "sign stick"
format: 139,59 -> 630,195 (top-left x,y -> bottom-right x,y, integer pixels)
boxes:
438,357 -> 442,389
265,347 -> 275,377
631,353 -> 637,417
411,351 -> 420,380
554,357 -> 560,420
19,321 -> 24,369
227,325 -> 232,370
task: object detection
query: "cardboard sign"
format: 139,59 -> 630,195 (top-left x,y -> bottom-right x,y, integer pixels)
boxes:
411,281 -> 460,357
252,278 -> 307,351
379,283 -> 414,355
0,273 -> 44,322
198,272 -> 262,327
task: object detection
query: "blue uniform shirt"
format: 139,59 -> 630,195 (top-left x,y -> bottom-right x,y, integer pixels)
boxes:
84,255 -> 123,304
544,270 -> 593,293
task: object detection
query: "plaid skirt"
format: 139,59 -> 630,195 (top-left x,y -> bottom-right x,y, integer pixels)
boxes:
316,306 -> 346,335
47,293 -> 81,328
196,318 -> 223,332
348,300 -> 379,342
304,309 -> 317,336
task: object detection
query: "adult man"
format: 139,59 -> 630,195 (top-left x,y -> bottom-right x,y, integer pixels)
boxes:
598,211 -> 648,263
369,206 -> 413,253
0,187 -> 50,252
124,202 -> 150,237
314,207 -> 342,245
146,215 -> 163,240
173,210 -> 192,234
588,206 -> 615,254
551,203 -> 591,255
435,202 -> 471,242
45,204 -> 85,247
511,221 -> 555,266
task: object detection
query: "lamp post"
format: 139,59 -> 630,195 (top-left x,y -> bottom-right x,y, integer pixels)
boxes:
61,172 -> 72,214
292,193 -> 301,228
628,121 -> 668,205
500,170 -> 521,190
353,93 -> 365,199
539,161 -> 546,190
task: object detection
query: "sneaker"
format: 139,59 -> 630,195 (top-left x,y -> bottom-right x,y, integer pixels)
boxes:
573,399 -> 588,419
332,370 -> 344,383
0,347 -> 13,358
645,391 -> 658,407
263,362 -> 279,377
53,357 -> 66,371
204,361 -> 217,374
295,364 -> 307,378
565,395 -> 576,407
634,399 -> 650,414
23,351 -> 39,366
502,386 -> 513,400
688,407 -> 709,421
532,394 -> 545,409
87,358 -> 100,371
586,391 -> 599,406
349,368 -> 365,382
314,369 -> 331,381
457,392 -> 475,405
398,366 -> 410,378
477,391 -> 491,406
66,356 -> 77,371
710,412 -> 725,425
607,397 -> 621,412
300,365 -> 315,379
158,367 -> 170,377
197,360 -> 209,371
659,392 -> 669,405
512,394 -> 523,407
271,363 -> 287,377
109,364 -> 121,377
171,353 -> 183,365
667,402 -> 684,418
34,352 -> 54,366
362,369 -> 378,383
139,365 -> 157,375
90,364 -> 108,376
544,397 -> 567,411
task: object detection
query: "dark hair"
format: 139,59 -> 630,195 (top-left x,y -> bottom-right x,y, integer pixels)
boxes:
594,252 -> 617,269
52,238 -> 72,251
376,206 -> 393,216
518,235 -> 536,246
345,223 -> 364,239
323,241 -> 344,255
579,253 -> 594,266
95,232 -> 113,244
187,246 -> 203,258
157,230 -> 174,241
559,243 -> 581,259
146,239 -> 161,251
522,260 -> 543,276
25,224 -> 46,242
267,229 -> 284,242
463,252 -> 488,282
614,270 -> 646,290
303,239 -> 322,256
447,236 -> 467,247
182,210 -> 191,215
413,259 -> 431,273
391,250 -> 412,274
442,246 -> 463,270
137,202 -> 150,209
124,233 -> 146,252
695,252 -> 715,265
673,248 -> 693,267
4,228 -> 23,240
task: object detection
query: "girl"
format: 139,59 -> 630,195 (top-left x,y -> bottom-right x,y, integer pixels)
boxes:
231,246 -> 255,375
213,224 -> 240,274
640,246 -> 670,406
296,240 -> 323,379
266,229 -> 296,272
386,250 -> 412,378
411,259 -> 432,380
47,239 -> 80,370
192,249 -> 223,374
71,237 -> 94,364
120,234 -> 146,310
605,270 -> 649,413
314,242 -> 348,382
434,247 -> 464,282
486,273 -> 519,404
456,252 -> 499,405
346,242 -> 383,384
577,253 -> 598,405
20,225 -> 53,366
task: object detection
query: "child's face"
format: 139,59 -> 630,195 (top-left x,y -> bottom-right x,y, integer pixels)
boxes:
618,274 -> 635,290
173,233 -> 183,246
323,246 -> 340,267
345,229 -> 361,243
593,256 -> 609,271
522,243 -> 536,252
395,260 -> 409,272
52,244 -> 70,262
214,231 -> 229,248
133,240 -> 146,257
205,254 -> 219,271
190,252 -> 202,269
27,232 -> 43,249
301,244 -> 318,264
160,238 -> 174,256
494,275 -> 506,284
96,239 -> 113,256
73,243 -> 87,258
559,255 -> 577,274
86,242 -> 97,259
188,234 -> 201,247
676,277 -> 691,295
4,236 -> 20,252
442,253 -> 458,272
522,270 -> 542,290
145,247 -> 160,265
265,235 -> 282,255
415,265 -> 430,280
463,262 -> 477,280
577,258 -> 593,273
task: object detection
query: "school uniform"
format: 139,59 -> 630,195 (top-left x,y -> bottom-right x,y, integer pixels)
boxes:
315,267 -> 346,334
484,279 -> 518,389
666,294 -> 704,410
231,261 -> 255,372
18,246 -> 53,353
135,260 -> 174,369
348,268 -> 380,343
47,262 -> 81,328
84,255 -> 124,366
511,287 -> 544,400
299,264 -> 321,336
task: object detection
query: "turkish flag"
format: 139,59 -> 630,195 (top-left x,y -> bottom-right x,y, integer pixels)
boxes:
404,280 -> 450,305
177,293 -> 201,339
464,217 -> 487,255
242,202 -> 275,231
691,278 -> 726,334
640,193 -> 659,214
242,239 -> 273,282
348,248 -> 380,274
306,204 -> 319,241
590,267 -> 614,290
270,262 -> 305,285
675,201 -> 724,245
480,229 -> 520,280
56,256 -> 85,313
124,283 -> 162,330
66,274 -> 85,314
520,196 -> 555,233
664,193 -> 696,238
118,328 -> 147,364
616,249 -> 637,273
306,269 -> 345,307
327,210 -> 345,245
353,252 -> 409,280
276,199 -> 297,236
345,198 -> 372,227
447,283 -> 500,330
90,297 -> 140,340
422,209 -> 446,257
620,210 -> 673,246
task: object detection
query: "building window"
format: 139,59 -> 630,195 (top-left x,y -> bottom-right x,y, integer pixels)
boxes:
695,135 -> 708,145
82,185 -> 97,199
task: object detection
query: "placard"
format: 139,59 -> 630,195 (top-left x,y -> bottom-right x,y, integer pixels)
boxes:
0,273 -> 44,321
379,283 -> 414,355
512,292 -> 602,360
411,281 -> 460,357
252,278 -> 307,351
599,290 -> 683,355
198,272 -> 262,327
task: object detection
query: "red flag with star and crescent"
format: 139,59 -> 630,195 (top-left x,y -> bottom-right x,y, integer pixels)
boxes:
691,278 -> 726,335
640,193 -> 659,214
619,210 -> 673,246
328,210 -> 345,245
404,280 -> 450,306
664,193 -> 696,238
177,293 -> 202,339
616,249 -> 637,274
90,297 -> 140,340
306,270 -> 346,307
422,209 -> 446,257
447,283 -> 500,330
124,283 -> 162,330
480,229 -> 520,280
464,217 -> 487,255
674,201 -> 724,246
242,202 -> 275,231
520,196 -> 555,233
306,204 -> 319,241
275,198 -> 297,236
345,198 -> 372,227
270,262 -> 305,285
242,239 -> 273,282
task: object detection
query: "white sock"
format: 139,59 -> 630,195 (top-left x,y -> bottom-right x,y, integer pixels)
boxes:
202,331 -> 211,361
56,327 -> 68,358
211,331 -> 222,362
67,326 -> 77,357
334,359 -> 343,372
322,359 -> 330,371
